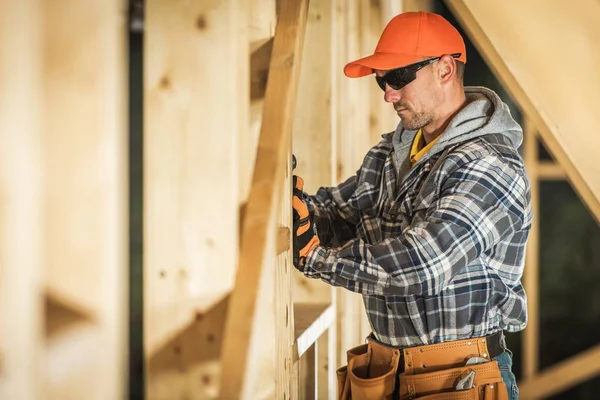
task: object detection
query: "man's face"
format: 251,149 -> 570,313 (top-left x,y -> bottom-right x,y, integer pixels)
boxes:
376,64 -> 441,130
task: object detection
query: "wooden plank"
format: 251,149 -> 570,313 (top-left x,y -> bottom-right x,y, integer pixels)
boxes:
43,1 -> 127,398
250,37 -> 274,101
523,118 -> 540,380
519,344 -> 600,400
144,0 -> 247,399
0,2 -> 43,399
315,328 -> 337,400
445,0 -> 600,223
331,0 -> 372,367
538,162 -> 566,180
250,0 -> 276,44
365,0 -> 398,146
291,0 -> 335,305
298,344 -> 317,400
219,0 -> 309,397
294,303 -> 334,359
275,145 -> 293,398
276,226 -> 291,254
401,0 -> 435,12
243,0 -> 276,207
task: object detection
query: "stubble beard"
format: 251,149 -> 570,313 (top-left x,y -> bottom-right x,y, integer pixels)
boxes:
400,109 -> 435,131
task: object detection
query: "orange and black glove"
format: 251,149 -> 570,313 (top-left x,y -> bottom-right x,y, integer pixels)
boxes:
292,175 -> 320,269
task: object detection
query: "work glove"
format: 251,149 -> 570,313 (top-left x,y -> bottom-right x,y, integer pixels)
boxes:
292,175 -> 320,269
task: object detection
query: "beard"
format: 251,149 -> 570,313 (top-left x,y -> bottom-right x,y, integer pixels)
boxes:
399,109 -> 435,130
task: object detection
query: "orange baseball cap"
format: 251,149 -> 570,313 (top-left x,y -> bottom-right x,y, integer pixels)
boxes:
344,11 -> 466,78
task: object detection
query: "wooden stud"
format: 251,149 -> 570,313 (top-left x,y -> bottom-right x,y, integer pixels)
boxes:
445,0 -> 600,223
331,0 -> 373,368
219,0 -> 309,397
43,1 -> 127,398
291,0 -> 334,305
0,2 -> 43,399
276,226 -> 291,254
538,162 -> 566,180
523,118 -> 539,381
144,0 -> 247,398
401,0 -> 435,12
519,344 -> 600,400
365,0 -> 398,146
294,303 -> 335,359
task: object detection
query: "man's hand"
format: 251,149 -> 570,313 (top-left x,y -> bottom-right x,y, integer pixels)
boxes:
292,175 -> 320,269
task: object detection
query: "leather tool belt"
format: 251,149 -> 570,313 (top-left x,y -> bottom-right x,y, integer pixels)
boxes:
336,331 -> 509,399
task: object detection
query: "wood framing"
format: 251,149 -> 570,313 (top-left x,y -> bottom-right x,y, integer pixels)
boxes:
519,344 -> 600,399
291,0 -> 334,305
219,0 -> 309,397
144,0 -> 247,398
445,0 -> 600,223
43,1 -> 127,398
0,2 -> 43,399
523,118 -> 540,379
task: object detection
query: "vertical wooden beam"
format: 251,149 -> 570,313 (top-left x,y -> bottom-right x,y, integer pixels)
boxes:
298,344 -> 317,400
145,0 -> 247,398
331,0 -> 373,368
0,2 -> 43,399
523,117 -> 540,380
276,154 -> 294,399
365,0 -> 398,146
401,0 -> 435,12
245,0 -> 276,206
292,0 -> 334,304
316,328 -> 332,399
43,1 -> 127,398
220,0 -> 309,397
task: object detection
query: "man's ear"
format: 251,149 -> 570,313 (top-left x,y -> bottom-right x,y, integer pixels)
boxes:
438,55 -> 456,84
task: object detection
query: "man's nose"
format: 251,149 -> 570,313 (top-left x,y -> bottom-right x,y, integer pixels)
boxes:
383,85 -> 401,103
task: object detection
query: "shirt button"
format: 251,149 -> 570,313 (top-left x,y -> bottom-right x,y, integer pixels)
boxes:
315,261 -> 325,270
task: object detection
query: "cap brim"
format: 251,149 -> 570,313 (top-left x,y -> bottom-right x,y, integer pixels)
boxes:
343,52 -> 422,78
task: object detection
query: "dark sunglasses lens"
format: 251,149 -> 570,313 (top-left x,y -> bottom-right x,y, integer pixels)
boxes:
376,68 -> 416,91
375,75 -> 386,91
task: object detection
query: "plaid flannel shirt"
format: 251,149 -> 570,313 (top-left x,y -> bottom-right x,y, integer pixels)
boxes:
302,132 -> 532,347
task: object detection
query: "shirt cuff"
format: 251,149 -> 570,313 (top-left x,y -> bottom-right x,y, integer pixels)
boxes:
303,245 -> 337,277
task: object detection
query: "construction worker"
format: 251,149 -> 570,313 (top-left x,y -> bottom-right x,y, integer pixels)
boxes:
292,11 -> 530,400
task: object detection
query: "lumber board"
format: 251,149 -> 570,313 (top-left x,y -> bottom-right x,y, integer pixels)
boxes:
43,0 -> 127,398
294,303 -> 334,359
144,0 -> 247,398
331,0 -> 374,368
219,0 -> 309,397
523,118 -> 540,380
519,344 -> 600,399
445,0 -> 600,223
291,0 -> 334,305
0,2 -> 43,398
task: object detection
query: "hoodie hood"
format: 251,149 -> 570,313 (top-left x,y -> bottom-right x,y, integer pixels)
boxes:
391,86 -> 523,169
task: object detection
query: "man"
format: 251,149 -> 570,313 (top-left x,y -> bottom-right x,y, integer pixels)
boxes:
292,11 -> 530,400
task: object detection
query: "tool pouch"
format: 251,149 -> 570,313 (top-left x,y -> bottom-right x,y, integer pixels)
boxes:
398,360 -> 508,399
336,341 -> 401,400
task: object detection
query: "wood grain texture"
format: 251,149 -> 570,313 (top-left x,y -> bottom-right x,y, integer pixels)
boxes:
219,0 -> 309,397
523,118 -> 540,380
446,0 -> 600,222
291,0 -> 334,305
144,0 -> 247,398
43,0 -> 127,398
0,2 -> 43,399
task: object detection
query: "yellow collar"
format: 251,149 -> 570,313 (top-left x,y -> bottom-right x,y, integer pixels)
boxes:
410,129 -> 441,166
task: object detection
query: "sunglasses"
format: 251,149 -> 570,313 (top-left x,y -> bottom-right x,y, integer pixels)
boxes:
375,53 -> 461,91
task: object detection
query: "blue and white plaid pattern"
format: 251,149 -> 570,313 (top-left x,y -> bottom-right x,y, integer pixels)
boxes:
301,132 -> 532,347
